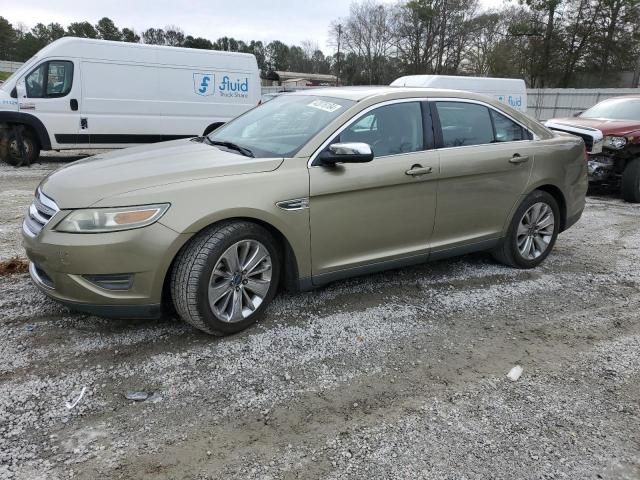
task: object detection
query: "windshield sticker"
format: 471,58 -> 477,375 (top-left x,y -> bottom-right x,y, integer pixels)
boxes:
307,100 -> 343,113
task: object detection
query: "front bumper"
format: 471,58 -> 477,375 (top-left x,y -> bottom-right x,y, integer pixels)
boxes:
22,221 -> 189,318
587,152 -> 618,183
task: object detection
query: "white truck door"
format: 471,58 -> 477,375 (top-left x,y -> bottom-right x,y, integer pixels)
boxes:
17,58 -> 81,148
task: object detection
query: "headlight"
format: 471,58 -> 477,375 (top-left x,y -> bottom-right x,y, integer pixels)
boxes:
603,136 -> 627,150
54,204 -> 170,233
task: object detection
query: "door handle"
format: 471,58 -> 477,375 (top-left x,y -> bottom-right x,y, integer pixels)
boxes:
405,165 -> 433,176
509,154 -> 529,164
70,98 -> 78,111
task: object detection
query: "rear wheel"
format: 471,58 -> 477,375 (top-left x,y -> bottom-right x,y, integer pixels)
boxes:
621,158 -> 640,203
3,128 -> 40,167
492,190 -> 560,268
170,221 -> 280,335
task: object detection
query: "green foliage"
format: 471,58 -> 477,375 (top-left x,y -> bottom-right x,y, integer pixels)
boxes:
1,1 -> 638,87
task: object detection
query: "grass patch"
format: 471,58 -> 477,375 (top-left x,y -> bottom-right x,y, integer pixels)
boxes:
0,71 -> 11,81
0,257 -> 29,275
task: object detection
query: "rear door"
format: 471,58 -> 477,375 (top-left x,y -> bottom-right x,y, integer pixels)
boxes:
17,59 -> 81,148
430,100 -> 535,251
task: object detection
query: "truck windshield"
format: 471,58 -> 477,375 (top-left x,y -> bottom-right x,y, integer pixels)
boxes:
208,95 -> 355,158
0,55 -> 38,90
580,98 -> 640,121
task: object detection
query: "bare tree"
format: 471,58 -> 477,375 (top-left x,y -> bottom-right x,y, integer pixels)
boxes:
332,1 -> 395,84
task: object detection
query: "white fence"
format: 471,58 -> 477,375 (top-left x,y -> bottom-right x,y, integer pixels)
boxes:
0,60 -> 23,73
527,88 -> 639,120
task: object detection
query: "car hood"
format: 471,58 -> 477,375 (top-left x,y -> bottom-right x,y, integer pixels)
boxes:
549,117 -> 640,137
40,139 -> 284,208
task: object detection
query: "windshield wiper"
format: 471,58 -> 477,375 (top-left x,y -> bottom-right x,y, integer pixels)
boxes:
205,138 -> 254,157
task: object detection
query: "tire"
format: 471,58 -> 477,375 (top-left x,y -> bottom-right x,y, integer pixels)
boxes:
4,128 -> 40,167
492,190 -> 560,269
170,221 -> 281,335
621,158 -> 640,203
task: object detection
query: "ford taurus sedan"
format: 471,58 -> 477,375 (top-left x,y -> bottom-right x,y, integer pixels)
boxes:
23,87 -> 587,335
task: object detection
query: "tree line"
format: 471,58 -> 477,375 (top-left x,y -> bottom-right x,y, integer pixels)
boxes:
332,0 -> 640,87
1,0 -> 638,87
0,16 -> 333,77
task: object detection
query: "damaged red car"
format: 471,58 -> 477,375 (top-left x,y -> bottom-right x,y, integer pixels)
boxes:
545,95 -> 640,203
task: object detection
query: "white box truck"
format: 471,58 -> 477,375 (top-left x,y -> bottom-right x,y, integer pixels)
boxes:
391,75 -> 527,113
0,37 -> 261,165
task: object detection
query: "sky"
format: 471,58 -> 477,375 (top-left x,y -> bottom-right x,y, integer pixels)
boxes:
1,0 -> 510,53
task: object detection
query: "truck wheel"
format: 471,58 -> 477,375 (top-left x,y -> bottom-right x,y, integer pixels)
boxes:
621,158 -> 640,203
5,129 -> 40,167
170,221 -> 280,335
492,190 -> 560,269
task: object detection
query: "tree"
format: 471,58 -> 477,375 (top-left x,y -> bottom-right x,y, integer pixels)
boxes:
121,28 -> 140,43
164,25 -> 185,46
95,17 -> 121,41
332,1 -> 394,84
266,40 -> 290,70
0,16 -> 16,60
213,36 -> 239,51
183,36 -> 213,49
67,21 -> 98,38
142,28 -> 166,45
521,0 -> 561,86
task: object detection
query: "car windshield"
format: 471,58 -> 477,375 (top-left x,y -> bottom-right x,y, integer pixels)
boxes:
580,98 -> 640,121
208,95 -> 355,158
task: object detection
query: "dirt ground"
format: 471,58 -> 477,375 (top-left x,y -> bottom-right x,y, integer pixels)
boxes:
1,153 -> 639,480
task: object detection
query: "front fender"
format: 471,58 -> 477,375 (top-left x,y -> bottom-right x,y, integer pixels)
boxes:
0,111 -> 52,150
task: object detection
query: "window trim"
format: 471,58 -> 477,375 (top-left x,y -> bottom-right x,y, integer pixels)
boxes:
24,60 -> 74,99
309,97 -> 433,167
430,98 -> 537,150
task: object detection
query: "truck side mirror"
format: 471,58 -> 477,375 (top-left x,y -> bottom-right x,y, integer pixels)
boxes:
10,87 -> 17,99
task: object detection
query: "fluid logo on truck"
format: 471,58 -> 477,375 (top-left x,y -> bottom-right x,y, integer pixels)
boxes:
498,95 -> 523,110
193,73 -> 215,96
218,76 -> 249,98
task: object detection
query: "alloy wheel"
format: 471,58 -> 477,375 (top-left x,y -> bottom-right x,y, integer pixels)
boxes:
516,202 -> 555,260
207,239 -> 272,323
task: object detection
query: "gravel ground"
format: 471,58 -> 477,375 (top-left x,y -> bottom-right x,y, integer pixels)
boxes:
1,153 -> 639,479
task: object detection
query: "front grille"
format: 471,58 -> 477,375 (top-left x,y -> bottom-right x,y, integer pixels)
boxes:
23,189 -> 59,237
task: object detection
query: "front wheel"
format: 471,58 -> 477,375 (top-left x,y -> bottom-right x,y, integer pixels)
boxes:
492,190 -> 560,268
170,221 -> 280,335
3,129 -> 40,167
621,158 -> 640,203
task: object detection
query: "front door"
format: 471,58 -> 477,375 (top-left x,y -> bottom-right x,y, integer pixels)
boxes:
430,100 -> 536,250
18,59 -> 81,148
309,100 -> 439,282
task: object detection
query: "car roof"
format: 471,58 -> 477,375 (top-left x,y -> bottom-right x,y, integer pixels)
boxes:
287,86 -> 493,102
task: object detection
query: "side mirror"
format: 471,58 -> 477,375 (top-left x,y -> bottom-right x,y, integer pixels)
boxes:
10,87 -> 17,99
318,142 -> 374,165
573,111 -> 582,117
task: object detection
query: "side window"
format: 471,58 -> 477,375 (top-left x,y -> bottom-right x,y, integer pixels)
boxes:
490,109 -> 532,142
25,61 -> 74,98
435,102 -> 493,147
338,102 -> 424,157
25,64 -> 46,98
